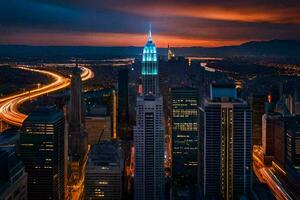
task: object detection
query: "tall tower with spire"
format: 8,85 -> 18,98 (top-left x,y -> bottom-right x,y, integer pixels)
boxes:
134,25 -> 165,200
68,64 -> 87,198
142,24 -> 159,96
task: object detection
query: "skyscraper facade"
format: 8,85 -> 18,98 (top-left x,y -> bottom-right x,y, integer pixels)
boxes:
118,66 -> 129,140
251,95 -> 266,145
286,118 -> 300,172
134,25 -> 165,200
199,84 -> 252,200
20,106 -> 65,199
262,112 -> 282,165
171,87 -> 198,198
84,141 -> 123,199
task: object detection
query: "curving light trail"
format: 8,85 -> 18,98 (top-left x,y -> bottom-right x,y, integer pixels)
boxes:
253,145 -> 295,200
0,66 -> 94,127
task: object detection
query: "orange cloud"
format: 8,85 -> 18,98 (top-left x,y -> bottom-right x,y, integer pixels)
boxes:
0,31 -> 246,47
112,3 -> 300,24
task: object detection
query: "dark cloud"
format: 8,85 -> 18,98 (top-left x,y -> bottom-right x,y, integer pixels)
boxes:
0,0 -> 300,46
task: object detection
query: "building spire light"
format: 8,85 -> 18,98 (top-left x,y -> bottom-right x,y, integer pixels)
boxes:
148,23 -> 152,42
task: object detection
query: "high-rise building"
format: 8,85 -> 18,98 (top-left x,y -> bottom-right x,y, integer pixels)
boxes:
262,112 -> 282,165
199,84 -> 252,199
20,105 -> 65,199
171,87 -> 198,198
273,117 -> 285,169
118,66 -> 129,140
68,65 -> 88,190
286,119 -> 300,171
0,148 -> 27,200
251,95 -> 266,145
294,88 -> 300,115
134,25 -> 165,200
84,141 -> 123,199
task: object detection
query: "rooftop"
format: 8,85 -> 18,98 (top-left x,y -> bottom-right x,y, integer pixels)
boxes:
86,105 -> 108,117
24,105 -> 63,124
88,141 -> 122,168
210,83 -> 237,100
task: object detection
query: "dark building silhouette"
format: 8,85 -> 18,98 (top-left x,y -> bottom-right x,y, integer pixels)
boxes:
118,66 -> 129,140
68,65 -> 87,185
0,148 -> 27,200
20,106 -> 65,199
286,118 -> 300,169
199,84 -> 252,199
262,112 -> 282,165
251,95 -> 266,145
171,87 -> 198,199
274,117 -> 285,168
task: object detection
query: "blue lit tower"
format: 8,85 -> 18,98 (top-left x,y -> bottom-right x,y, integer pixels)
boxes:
142,24 -> 159,96
134,25 -> 165,200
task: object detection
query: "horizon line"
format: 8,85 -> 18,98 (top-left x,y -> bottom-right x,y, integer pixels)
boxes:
0,39 -> 297,49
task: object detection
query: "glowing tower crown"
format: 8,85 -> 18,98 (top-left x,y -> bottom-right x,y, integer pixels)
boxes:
142,24 -> 158,96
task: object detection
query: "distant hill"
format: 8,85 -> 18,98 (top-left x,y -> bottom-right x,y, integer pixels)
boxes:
173,40 -> 300,58
0,40 -> 300,59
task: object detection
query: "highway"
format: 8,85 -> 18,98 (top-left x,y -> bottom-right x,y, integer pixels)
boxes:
253,145 -> 299,200
0,65 -> 94,127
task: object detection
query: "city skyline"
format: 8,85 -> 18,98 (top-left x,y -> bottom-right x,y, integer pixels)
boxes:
1,2 -> 300,199
1,0 -> 300,47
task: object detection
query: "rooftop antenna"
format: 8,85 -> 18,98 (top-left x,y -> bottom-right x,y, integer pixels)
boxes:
148,23 -> 152,42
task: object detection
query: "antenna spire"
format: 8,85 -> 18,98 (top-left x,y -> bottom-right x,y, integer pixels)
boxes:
148,23 -> 152,42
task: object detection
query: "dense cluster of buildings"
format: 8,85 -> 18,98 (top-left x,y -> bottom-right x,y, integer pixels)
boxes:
1,26 -> 300,200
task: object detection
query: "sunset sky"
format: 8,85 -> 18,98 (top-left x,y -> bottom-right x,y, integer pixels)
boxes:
1,0 -> 300,47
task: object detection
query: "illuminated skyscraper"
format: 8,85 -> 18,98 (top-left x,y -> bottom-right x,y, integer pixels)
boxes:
171,87 -> 198,199
134,25 -> 165,200
141,24 -> 159,96
199,84 -> 252,200
20,106 -> 65,199
68,65 -> 87,197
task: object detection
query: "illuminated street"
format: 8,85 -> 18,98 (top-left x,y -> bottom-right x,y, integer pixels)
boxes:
253,145 -> 300,200
68,150 -> 89,200
0,65 -> 94,126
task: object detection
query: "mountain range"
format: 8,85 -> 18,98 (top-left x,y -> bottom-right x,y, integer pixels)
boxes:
0,40 -> 299,59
